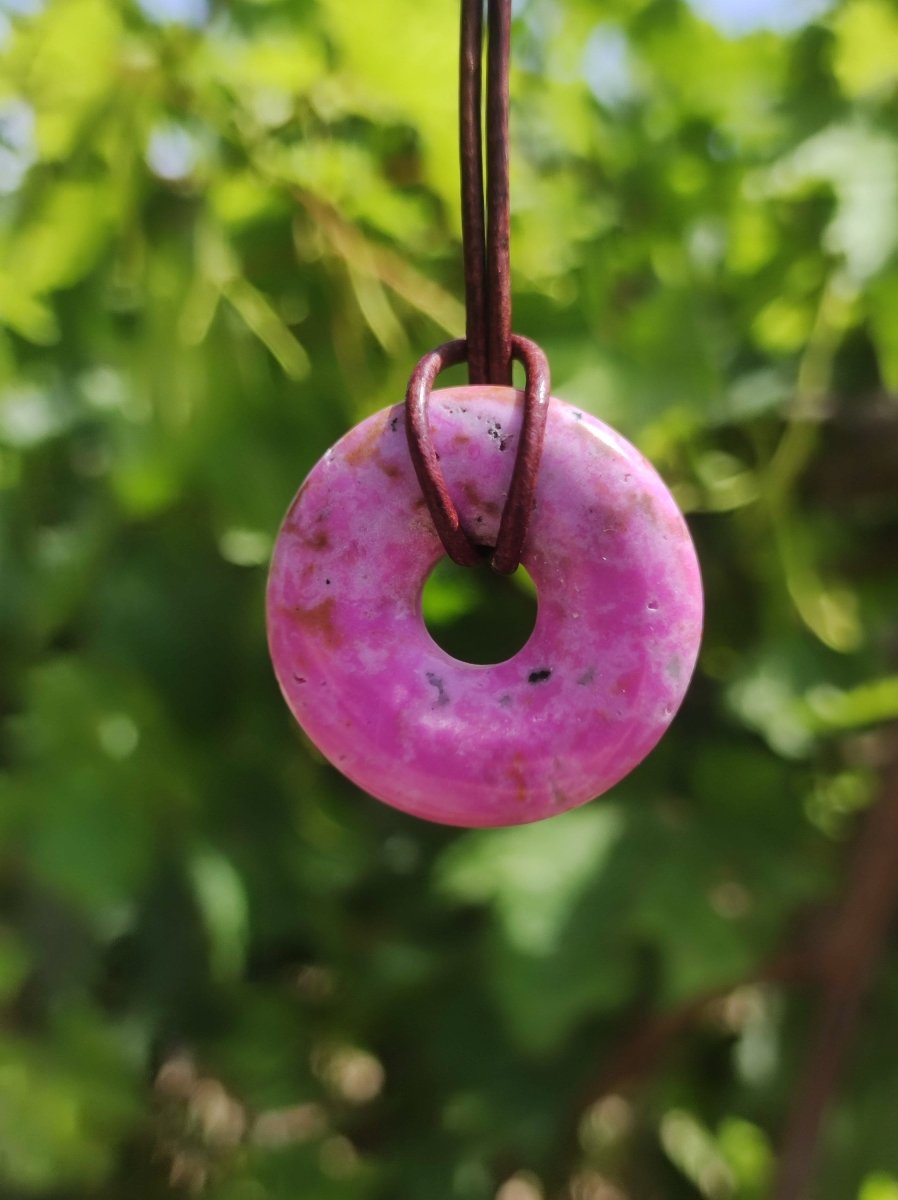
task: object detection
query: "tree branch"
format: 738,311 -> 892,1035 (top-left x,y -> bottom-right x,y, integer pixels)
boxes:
769,742 -> 898,1200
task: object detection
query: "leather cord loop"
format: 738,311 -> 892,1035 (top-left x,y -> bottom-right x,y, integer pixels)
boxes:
405,335 -> 550,575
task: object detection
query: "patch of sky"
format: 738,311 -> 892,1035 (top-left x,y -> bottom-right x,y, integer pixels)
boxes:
0,99 -> 36,195
686,0 -> 834,37
583,25 -> 639,108
136,0 -> 209,29
0,0 -> 44,15
146,124 -> 198,182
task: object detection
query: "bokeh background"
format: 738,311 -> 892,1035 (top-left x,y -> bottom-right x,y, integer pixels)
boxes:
2,0 -> 898,1197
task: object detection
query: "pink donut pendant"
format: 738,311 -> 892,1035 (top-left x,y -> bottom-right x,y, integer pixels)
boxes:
267,386 -> 702,827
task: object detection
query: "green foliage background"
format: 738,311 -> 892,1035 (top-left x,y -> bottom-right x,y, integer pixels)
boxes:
1,0 -> 898,1197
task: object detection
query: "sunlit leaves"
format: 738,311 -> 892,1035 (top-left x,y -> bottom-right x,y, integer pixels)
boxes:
660,1110 -> 773,1200
768,123 -> 898,284
5,0 -> 120,162
316,0 -> 459,211
832,0 -> 898,100
0,1013 -> 139,1193
0,179 -> 117,341
860,1175 -> 898,1200
0,1 -> 897,1198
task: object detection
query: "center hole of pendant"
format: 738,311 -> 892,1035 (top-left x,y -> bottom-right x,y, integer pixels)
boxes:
421,555 -> 538,665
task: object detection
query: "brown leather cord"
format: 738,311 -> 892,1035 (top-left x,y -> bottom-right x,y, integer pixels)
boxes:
460,0 -> 488,385
460,0 -> 512,386
484,0 -> 512,386
405,335 -> 550,575
405,0 -> 549,575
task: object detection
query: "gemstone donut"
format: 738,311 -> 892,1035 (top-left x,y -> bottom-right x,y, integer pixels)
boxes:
267,386 -> 703,827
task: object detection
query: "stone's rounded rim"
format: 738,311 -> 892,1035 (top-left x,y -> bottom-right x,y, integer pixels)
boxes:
267,385 -> 703,827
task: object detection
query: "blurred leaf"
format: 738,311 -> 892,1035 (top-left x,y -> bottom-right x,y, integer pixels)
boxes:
660,1108 -> 734,1199
860,1176 -> 898,1200
439,807 -> 624,958
718,1118 -> 774,1199
801,677 -> 898,732
189,848 -> 250,983
866,273 -> 898,391
833,0 -> 898,99
0,1011 -> 138,1194
768,124 -> 898,283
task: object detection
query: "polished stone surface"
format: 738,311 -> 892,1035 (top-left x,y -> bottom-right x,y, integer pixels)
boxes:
267,386 -> 703,826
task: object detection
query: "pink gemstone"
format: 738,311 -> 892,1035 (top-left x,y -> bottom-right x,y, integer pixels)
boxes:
267,386 -> 703,827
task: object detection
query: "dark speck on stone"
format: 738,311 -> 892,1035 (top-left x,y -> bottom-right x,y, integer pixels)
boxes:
390,416 -> 399,432
426,671 -> 450,707
325,578 -> 331,586
293,674 -> 307,684
573,411 -> 583,420
528,668 -> 552,684
499,693 -> 512,706
486,419 -> 509,450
